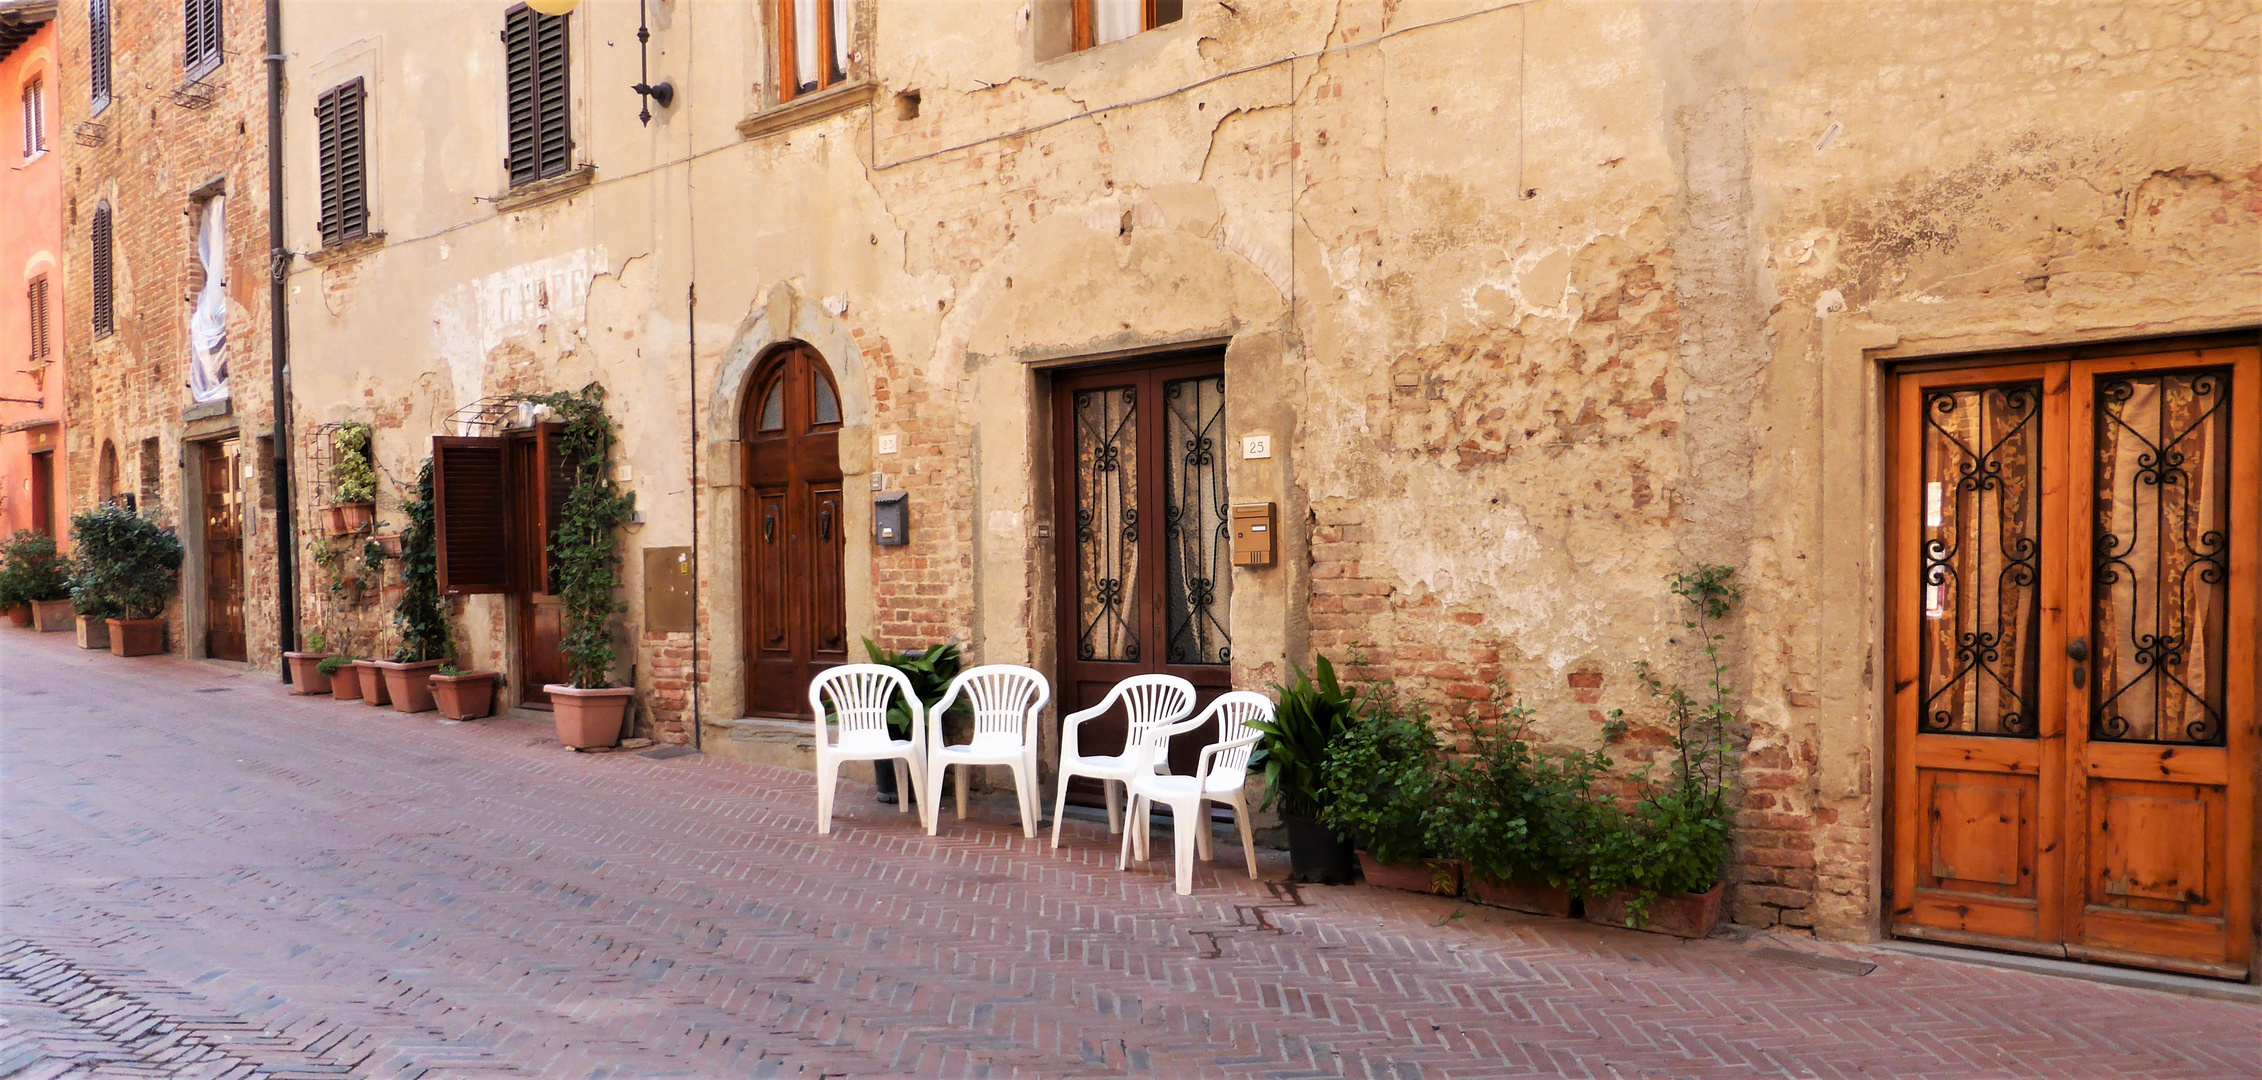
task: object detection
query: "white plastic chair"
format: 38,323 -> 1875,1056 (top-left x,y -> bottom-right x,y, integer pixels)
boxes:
809,664 -> 929,835
1118,691 -> 1270,895
1051,674 -> 1197,848
923,665 -> 1050,838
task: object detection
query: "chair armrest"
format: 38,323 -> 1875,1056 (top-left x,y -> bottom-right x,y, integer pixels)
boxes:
1194,733 -> 1261,784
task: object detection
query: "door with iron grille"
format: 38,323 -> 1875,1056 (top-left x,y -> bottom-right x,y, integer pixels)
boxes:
1053,354 -> 1232,792
1889,343 -> 2257,979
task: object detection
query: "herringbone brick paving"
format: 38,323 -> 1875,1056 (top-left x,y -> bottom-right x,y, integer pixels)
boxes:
1,631 -> 2253,1078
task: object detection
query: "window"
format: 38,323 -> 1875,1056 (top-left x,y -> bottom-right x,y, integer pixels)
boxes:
504,4 -> 571,186
1073,0 -> 1181,50
185,0 -> 222,76
315,79 -> 369,247
91,201 -> 114,338
777,0 -> 851,100
20,76 -> 43,157
90,0 -> 112,113
26,276 -> 49,362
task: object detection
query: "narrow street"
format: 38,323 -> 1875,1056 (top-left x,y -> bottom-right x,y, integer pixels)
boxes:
1,631 -> 2253,1080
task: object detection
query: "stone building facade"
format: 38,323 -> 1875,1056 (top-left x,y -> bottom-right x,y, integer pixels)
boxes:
56,0 -> 280,664
251,0 -> 2262,972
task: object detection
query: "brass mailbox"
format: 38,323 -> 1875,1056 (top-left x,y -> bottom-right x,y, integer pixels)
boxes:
1231,503 -> 1276,567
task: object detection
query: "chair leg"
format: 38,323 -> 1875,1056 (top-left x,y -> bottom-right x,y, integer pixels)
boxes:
1196,803 -> 1215,863
816,756 -> 838,835
1050,768 -> 1074,849
893,759 -> 912,814
1170,797 -> 1198,896
1135,798 -> 1153,863
954,765 -> 969,821
925,760 -> 946,835
1232,794 -> 1259,879
905,755 -> 931,824
1104,781 -> 1121,835
1008,760 -> 1035,839
1117,795 -> 1141,870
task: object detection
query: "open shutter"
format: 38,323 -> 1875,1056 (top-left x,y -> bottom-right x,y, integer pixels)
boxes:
433,436 -> 513,594
534,11 -> 571,179
91,205 -> 113,338
533,422 -> 570,594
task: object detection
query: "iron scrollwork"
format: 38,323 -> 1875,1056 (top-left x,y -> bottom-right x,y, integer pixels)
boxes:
1163,375 -> 1231,665
1074,388 -> 1140,663
1918,385 -> 2041,738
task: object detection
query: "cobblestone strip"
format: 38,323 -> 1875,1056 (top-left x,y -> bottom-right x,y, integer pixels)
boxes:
0,939 -> 320,1079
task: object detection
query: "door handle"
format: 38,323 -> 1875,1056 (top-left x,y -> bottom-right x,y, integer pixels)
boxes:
818,507 -> 833,542
2066,639 -> 2088,662
2067,638 -> 2087,690
763,513 -> 777,544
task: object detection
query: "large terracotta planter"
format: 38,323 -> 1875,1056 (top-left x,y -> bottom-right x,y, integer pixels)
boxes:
546,684 -> 634,749
1585,881 -> 1726,939
5,605 -> 29,628
355,660 -> 392,705
328,662 -> 364,701
1285,814 -> 1359,885
320,503 -> 375,537
1356,851 -> 1464,897
106,618 -> 165,656
374,659 -> 443,713
431,671 -> 499,720
284,652 -> 335,695
75,615 -> 109,649
1468,874 -> 1576,917
31,599 -> 73,632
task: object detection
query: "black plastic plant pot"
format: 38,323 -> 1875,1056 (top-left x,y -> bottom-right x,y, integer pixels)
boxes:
1285,814 -> 1358,884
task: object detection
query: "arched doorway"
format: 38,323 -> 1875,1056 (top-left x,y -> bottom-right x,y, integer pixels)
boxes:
742,344 -> 848,716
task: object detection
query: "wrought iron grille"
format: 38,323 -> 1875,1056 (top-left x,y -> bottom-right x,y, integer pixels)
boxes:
1163,375 -> 1230,665
2092,369 -> 2231,746
1918,384 -> 2042,738
1074,387 -> 1139,662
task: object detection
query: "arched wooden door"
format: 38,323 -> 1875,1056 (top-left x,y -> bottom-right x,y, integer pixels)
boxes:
743,345 -> 848,717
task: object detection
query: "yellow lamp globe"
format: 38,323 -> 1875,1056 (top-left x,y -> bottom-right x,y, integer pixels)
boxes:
524,0 -> 579,14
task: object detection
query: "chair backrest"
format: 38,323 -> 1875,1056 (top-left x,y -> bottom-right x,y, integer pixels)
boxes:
939,664 -> 1050,744
1109,674 -> 1196,756
809,664 -> 919,747
1198,691 -> 1274,789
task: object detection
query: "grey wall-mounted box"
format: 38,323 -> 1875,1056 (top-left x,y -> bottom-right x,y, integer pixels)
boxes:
874,491 -> 909,546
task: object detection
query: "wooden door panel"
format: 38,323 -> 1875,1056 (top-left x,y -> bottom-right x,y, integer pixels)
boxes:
2087,780 -> 2221,910
742,346 -> 846,719
201,439 -> 247,662
1922,772 -> 2039,897
808,483 -> 846,663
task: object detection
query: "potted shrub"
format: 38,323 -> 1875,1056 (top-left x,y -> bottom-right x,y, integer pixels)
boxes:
532,384 -> 638,748
285,630 -> 336,695
1436,692 -> 1620,918
0,531 -> 73,631
1583,566 -> 1743,938
430,663 -> 500,720
322,653 -> 364,701
1323,685 -> 1459,896
371,461 -> 447,713
1251,656 -> 1362,884
859,639 -> 968,806
319,422 -> 379,537
67,504 -> 182,657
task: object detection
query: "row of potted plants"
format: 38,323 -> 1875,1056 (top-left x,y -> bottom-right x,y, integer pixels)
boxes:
0,506 -> 186,655
1252,565 -> 1746,938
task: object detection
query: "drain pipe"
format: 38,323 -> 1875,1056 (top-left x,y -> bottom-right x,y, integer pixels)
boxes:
264,0 -> 296,677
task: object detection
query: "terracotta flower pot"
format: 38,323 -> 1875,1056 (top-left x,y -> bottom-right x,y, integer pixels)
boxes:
284,652 -> 335,695
75,614 -> 111,649
430,671 -> 499,720
106,618 -> 165,656
1467,874 -> 1577,917
1285,814 -> 1359,884
338,503 -> 376,534
546,684 -> 634,749
374,659 -> 443,713
1585,881 -> 1726,939
31,599 -> 74,632
355,660 -> 392,705
328,662 -> 364,701
1355,851 -> 1464,897
5,605 -> 30,628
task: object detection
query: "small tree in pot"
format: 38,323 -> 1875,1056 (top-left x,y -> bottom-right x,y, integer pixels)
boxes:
68,504 -> 182,656
1250,656 -> 1362,884
529,384 -> 636,748
0,531 -> 72,630
372,461 -> 451,713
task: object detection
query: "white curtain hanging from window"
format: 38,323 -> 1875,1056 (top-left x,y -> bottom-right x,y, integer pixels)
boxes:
792,0 -> 822,91
188,196 -> 229,403
1094,0 -> 1140,45
830,0 -> 851,82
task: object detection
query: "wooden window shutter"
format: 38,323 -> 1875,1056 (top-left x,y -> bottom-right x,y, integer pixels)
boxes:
27,277 -> 48,361
185,0 -> 221,73
91,204 -> 113,338
316,80 -> 368,248
432,436 -> 514,594
91,0 -> 112,111
504,5 -> 569,186
533,422 -> 571,593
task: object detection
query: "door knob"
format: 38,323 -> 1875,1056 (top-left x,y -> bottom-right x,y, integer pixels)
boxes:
2066,639 -> 2088,662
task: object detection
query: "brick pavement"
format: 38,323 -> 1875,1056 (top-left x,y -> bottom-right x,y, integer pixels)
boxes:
1,630 -> 2255,1079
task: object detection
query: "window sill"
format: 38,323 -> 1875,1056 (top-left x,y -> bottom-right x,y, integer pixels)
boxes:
303,232 -> 387,267
493,166 -> 595,214
738,82 -> 875,141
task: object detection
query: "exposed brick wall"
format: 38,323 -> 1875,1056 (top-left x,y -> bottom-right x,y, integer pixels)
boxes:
862,331 -> 978,655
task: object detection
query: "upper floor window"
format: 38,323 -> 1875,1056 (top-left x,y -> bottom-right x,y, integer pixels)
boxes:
90,0 -> 113,113
19,76 -> 44,157
185,0 -> 223,77
26,275 -> 50,362
1074,0 -> 1181,50
778,0 -> 851,101
91,201 -> 115,339
504,4 -> 571,186
316,79 -> 369,246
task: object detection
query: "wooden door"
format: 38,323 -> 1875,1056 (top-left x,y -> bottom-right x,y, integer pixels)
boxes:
1891,344 -> 2257,979
28,451 -> 53,537
742,345 -> 847,717
512,434 -> 568,705
200,438 -> 247,662
1053,354 -> 1232,791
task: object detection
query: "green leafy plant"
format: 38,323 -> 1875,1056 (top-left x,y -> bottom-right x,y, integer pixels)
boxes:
526,384 -> 636,688
0,531 -> 71,608
303,630 -> 329,653
1319,685 -> 1443,868
332,422 -> 378,504
861,639 -> 964,739
437,662 -> 463,677
1431,684 -> 1620,892
67,504 -> 182,620
391,460 -> 451,663
1250,655 -> 1362,820
316,654 -> 357,677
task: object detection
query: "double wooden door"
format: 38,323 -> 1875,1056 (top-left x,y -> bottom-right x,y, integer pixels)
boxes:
199,438 -> 247,662
743,345 -> 847,717
1889,343 -> 2257,979
511,433 -> 568,705
1053,355 -> 1233,786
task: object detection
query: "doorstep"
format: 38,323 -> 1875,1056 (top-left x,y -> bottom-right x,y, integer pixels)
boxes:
1871,940 -> 2260,1003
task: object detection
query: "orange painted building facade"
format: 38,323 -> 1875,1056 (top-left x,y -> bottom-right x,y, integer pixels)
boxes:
1,2 -> 64,544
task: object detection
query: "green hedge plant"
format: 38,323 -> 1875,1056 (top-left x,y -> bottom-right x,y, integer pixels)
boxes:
1318,685 -> 1442,868
1431,685 -> 1619,892
0,531 -> 71,609
1250,656 -> 1362,821
391,460 -> 450,663
332,422 -> 378,504
527,384 -> 636,688
67,505 -> 182,620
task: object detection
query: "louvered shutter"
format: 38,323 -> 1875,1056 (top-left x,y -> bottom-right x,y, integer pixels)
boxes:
184,0 -> 222,73
433,436 -> 514,594
27,278 -> 48,360
533,13 -> 570,179
90,0 -> 112,111
90,205 -> 113,338
504,4 -> 570,186
316,80 -> 367,248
